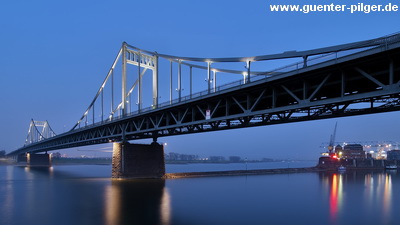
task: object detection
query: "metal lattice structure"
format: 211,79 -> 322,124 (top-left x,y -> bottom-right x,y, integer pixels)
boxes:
25,120 -> 56,145
8,32 -> 400,155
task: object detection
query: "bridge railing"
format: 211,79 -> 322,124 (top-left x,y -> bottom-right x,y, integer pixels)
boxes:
140,40 -> 390,113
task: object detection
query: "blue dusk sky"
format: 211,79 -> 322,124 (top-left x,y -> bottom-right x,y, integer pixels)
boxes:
1,0 -> 399,159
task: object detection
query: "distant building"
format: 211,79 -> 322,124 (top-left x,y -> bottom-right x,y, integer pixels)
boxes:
165,152 -> 199,161
179,154 -> 199,161
387,150 -> 400,160
334,145 -> 343,153
51,152 -> 62,158
229,156 -> 241,162
341,144 -> 366,159
168,152 -> 180,161
209,156 -> 225,162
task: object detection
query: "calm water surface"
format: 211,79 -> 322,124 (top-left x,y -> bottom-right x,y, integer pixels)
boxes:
1,162 -> 399,225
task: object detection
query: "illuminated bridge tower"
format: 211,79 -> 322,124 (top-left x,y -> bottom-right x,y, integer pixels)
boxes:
21,120 -> 56,166
111,43 -> 165,178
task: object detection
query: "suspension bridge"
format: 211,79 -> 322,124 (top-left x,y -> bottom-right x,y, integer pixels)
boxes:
7,32 -> 400,178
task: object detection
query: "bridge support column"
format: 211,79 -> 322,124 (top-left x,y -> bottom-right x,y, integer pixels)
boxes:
27,153 -> 51,167
112,142 -> 165,179
16,154 -> 27,163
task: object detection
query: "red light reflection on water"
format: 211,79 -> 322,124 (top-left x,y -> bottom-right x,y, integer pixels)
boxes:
330,174 -> 338,220
329,173 -> 343,223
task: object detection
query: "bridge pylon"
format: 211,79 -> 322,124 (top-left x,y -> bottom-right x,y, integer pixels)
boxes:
25,119 -> 56,145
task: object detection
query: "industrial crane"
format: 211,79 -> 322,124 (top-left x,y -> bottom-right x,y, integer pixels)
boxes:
327,122 -> 337,155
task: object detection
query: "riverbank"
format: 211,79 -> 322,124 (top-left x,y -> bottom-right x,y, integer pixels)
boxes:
0,158 -> 13,165
52,158 -> 112,165
318,157 -> 400,170
165,167 -> 322,179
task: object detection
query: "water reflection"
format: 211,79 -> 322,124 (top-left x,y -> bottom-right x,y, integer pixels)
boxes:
105,179 -> 171,225
321,171 -> 394,225
24,166 -> 54,179
382,173 -> 392,223
364,173 -> 374,211
365,172 -> 393,223
3,164 -> 400,225
329,173 -> 343,221
1,166 -> 15,225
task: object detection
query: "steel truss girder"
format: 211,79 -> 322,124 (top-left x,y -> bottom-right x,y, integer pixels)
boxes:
26,94 -> 399,153
8,39 -> 400,155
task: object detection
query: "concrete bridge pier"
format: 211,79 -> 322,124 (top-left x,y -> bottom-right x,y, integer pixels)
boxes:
16,154 -> 27,163
27,153 -> 51,167
112,142 -> 165,179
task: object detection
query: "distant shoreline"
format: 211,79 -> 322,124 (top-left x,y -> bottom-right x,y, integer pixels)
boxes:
0,157 -> 315,166
165,167 -> 322,179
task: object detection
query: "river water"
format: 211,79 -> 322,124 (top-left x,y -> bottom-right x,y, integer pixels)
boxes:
1,161 -> 399,225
